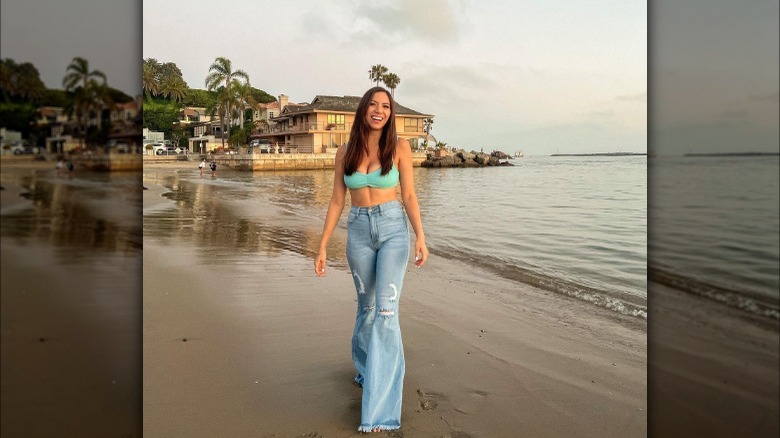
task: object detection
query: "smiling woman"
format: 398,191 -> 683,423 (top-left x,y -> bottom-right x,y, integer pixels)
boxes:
315,87 -> 428,433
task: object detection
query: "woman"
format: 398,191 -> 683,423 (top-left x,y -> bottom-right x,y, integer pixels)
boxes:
314,87 -> 428,433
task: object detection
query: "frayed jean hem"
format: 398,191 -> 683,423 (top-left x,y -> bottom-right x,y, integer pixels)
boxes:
358,424 -> 401,432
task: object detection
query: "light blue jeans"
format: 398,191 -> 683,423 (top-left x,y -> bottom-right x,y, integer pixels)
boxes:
346,200 -> 410,432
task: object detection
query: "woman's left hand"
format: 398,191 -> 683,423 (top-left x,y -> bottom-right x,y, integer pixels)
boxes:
414,239 -> 428,267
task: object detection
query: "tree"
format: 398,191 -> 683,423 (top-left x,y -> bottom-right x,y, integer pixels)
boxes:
206,86 -> 230,147
369,64 -> 389,87
160,74 -> 187,103
423,117 -> 434,134
142,99 -> 181,134
382,73 -> 400,97
205,57 -> 249,147
63,57 -> 106,92
143,59 -> 188,103
234,80 -> 262,131
183,88 -> 216,107
142,58 -> 160,98
1,59 -> 46,103
249,87 -> 276,104
63,57 -> 107,149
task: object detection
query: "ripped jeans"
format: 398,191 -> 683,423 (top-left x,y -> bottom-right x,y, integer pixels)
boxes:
346,200 -> 410,432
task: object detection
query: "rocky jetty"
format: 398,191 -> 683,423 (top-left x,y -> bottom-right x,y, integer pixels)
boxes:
420,149 -> 514,168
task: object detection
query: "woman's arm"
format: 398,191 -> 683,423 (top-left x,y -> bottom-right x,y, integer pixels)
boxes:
314,144 -> 348,276
397,138 -> 428,267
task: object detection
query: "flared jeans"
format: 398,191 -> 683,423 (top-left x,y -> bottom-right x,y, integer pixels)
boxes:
346,200 -> 410,432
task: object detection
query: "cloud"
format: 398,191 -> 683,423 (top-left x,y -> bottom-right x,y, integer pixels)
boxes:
358,0 -> 460,44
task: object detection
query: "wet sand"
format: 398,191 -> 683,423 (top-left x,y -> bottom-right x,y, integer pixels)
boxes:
1,162 -> 142,436
649,282 -> 779,437
143,163 -> 647,437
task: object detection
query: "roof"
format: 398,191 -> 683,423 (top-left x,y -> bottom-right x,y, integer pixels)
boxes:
260,101 -> 280,110
276,95 -> 432,118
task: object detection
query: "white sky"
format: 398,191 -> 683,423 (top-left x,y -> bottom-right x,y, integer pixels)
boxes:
143,0 -> 648,155
1,0 -> 141,97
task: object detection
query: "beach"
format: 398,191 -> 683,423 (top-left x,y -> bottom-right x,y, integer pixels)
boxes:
649,281 -> 779,437
142,161 -> 647,437
1,157 -> 142,436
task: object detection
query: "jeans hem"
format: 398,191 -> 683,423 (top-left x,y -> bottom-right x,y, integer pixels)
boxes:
358,425 -> 401,432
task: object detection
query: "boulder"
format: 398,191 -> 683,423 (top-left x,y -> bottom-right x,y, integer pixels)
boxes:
488,156 -> 501,166
457,151 -> 475,162
474,153 -> 491,165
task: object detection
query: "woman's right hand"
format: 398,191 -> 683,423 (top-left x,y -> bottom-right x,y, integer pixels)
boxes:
314,250 -> 327,277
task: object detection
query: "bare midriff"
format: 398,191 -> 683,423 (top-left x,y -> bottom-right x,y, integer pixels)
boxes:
349,186 -> 399,207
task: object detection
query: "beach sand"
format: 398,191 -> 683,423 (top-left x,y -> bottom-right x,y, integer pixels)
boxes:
1,161 -> 142,436
649,282 -> 779,437
142,164 -> 647,437
143,243 -> 647,437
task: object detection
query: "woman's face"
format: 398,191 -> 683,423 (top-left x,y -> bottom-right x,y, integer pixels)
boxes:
365,91 -> 391,131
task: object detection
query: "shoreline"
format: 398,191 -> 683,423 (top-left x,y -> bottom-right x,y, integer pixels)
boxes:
142,172 -> 647,436
143,235 -> 647,437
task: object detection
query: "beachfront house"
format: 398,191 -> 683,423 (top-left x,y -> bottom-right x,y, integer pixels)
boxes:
253,95 -> 433,154
32,97 -> 142,154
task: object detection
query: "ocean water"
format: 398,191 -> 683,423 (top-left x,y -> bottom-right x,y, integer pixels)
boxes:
650,155 -> 780,320
143,155 -> 648,320
415,156 -> 647,318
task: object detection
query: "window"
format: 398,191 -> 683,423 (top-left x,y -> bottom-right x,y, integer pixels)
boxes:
404,118 -> 422,131
327,114 -> 345,124
269,111 -> 275,119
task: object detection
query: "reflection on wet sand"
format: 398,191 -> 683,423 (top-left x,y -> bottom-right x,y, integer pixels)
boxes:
143,169 -> 358,271
0,168 -> 142,436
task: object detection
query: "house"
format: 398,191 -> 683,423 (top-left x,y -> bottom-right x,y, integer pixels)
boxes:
107,97 -> 143,153
35,106 -> 79,153
254,94 -> 433,154
252,94 -> 306,131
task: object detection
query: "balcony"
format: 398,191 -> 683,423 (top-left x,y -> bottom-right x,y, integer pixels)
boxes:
262,121 -> 352,135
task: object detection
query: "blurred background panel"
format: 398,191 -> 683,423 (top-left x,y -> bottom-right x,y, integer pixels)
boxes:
1,0 -> 142,436
649,0 -> 779,436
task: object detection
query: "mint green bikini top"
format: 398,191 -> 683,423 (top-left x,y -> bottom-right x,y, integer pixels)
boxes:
344,164 -> 399,189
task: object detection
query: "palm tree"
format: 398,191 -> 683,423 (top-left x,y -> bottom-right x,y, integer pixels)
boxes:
382,73 -> 400,98
205,57 -> 249,147
206,87 -> 232,147
369,64 -> 389,87
423,117 -> 434,134
63,57 -> 106,91
88,81 -> 116,133
0,59 -> 17,100
142,58 -> 160,99
233,80 -> 261,130
1,59 -> 45,103
160,75 -> 187,103
11,62 -> 45,103
63,57 -> 107,150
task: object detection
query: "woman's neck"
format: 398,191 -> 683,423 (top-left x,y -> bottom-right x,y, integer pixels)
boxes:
366,130 -> 382,148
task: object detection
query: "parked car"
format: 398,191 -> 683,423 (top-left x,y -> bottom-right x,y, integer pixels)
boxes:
155,146 -> 178,155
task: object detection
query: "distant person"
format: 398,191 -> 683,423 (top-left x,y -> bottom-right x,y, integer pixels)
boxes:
199,159 -> 206,176
55,158 -> 64,176
210,161 -> 217,177
67,159 -> 75,177
314,86 -> 428,433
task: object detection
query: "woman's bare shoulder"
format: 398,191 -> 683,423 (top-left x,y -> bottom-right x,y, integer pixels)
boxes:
395,138 -> 411,154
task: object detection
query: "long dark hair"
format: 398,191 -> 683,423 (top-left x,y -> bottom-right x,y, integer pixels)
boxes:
343,87 -> 397,176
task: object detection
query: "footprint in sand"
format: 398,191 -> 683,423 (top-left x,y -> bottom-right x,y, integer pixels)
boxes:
416,388 -> 448,411
296,433 -> 323,438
